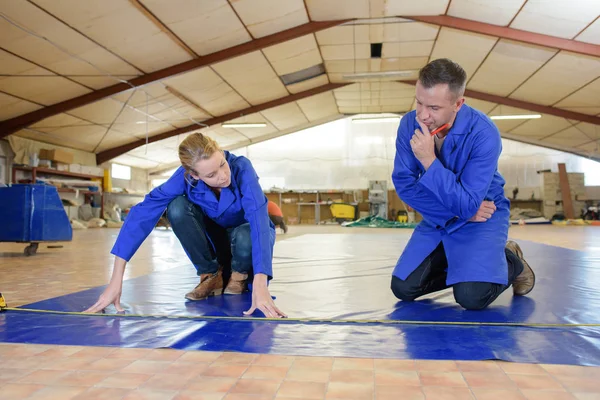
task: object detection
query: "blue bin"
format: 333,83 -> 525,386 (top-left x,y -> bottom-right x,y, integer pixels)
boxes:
0,184 -> 73,244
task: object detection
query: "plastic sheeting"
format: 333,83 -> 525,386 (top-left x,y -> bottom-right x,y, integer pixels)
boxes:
2,234 -> 600,365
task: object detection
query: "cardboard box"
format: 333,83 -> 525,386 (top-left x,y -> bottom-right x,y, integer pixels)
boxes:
69,164 -> 82,173
81,166 -> 104,177
55,162 -> 69,171
39,149 -> 74,164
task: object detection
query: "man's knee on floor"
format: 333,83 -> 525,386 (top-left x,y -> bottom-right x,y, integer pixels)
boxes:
231,224 -> 252,261
391,276 -> 419,302
166,196 -> 189,224
453,282 -> 494,310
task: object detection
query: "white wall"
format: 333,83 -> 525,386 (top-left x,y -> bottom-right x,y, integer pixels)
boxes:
231,116 -> 600,199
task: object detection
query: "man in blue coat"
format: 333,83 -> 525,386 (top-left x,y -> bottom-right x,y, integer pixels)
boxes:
391,58 -> 535,310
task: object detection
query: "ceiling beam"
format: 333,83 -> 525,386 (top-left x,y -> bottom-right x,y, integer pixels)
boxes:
402,80 -> 600,126
96,82 -> 351,164
407,15 -> 600,58
0,19 -> 351,139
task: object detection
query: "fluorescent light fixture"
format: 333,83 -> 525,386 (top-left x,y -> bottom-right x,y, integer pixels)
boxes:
352,116 -> 402,124
221,123 -> 267,128
490,114 -> 541,120
342,70 -> 415,80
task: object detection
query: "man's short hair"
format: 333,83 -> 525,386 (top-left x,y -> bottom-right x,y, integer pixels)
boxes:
418,58 -> 467,99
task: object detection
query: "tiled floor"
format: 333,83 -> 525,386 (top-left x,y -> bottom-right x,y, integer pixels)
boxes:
1,225 -> 600,399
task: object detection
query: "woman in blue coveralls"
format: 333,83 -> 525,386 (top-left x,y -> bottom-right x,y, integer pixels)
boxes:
85,133 -> 286,318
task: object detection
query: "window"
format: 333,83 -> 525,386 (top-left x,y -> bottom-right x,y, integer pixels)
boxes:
111,163 -> 131,180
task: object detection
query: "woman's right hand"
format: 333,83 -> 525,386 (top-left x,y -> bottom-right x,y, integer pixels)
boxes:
84,281 -> 124,313
84,257 -> 127,313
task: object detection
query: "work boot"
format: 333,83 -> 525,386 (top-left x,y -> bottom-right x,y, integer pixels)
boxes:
185,268 -> 223,300
506,240 -> 535,295
224,271 -> 248,294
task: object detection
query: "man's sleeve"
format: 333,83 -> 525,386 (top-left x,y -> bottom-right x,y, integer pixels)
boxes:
417,123 -> 502,220
391,115 -> 460,229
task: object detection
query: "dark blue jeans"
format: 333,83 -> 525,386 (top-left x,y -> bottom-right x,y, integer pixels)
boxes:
166,196 -> 253,278
391,242 -> 524,310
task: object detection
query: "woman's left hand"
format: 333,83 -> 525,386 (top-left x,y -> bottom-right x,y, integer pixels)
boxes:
243,274 -> 287,318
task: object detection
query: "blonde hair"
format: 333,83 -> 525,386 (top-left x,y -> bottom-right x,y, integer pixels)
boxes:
178,132 -> 221,175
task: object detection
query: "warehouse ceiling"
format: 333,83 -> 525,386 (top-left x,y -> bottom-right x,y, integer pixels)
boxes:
0,0 -> 599,170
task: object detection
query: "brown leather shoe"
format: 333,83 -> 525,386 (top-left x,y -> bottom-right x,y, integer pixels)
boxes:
224,271 -> 248,295
506,240 -> 535,295
185,268 -> 223,301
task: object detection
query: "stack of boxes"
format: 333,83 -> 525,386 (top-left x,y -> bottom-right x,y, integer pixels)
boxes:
540,172 -> 586,219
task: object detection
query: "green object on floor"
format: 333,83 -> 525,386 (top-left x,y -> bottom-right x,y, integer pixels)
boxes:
343,216 -> 417,228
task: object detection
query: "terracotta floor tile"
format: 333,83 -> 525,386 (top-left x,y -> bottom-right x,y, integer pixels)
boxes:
16,369 -> 68,384
123,389 -> 178,400
293,356 -> 334,371
0,383 -> 44,400
97,372 -> 153,389
457,361 -> 502,373
276,380 -> 327,399
242,365 -> 289,380
252,354 -> 295,367
2,345 -> 50,357
572,394 -> 600,400
285,366 -> 331,382
179,352 -> 223,363
106,348 -> 154,360
140,373 -> 195,391
4,357 -> 53,370
543,365 -> 600,379
72,387 -> 131,400
40,356 -> 99,371
54,370 -> 113,386
422,386 -> 475,399
142,349 -> 185,362
121,360 -> 173,374
27,386 -> 88,400
500,363 -> 548,375
0,368 -> 32,381
70,347 -> 116,358
35,347 -> 84,358
375,359 -> 417,371
470,388 -> 527,400
377,385 -> 425,400
184,377 -> 238,392
202,364 -> 248,379
83,357 -> 134,371
330,368 -> 374,383
332,357 -> 374,370
375,370 -> 420,386
520,391 -> 576,400
325,382 -> 374,399
553,376 -> 600,393
174,392 -> 225,400
462,372 -> 517,388
222,395 -> 273,400
419,371 -> 468,387
161,360 -> 210,379
214,352 -> 257,365
416,360 -> 459,372
508,374 -> 565,391
229,379 -> 280,396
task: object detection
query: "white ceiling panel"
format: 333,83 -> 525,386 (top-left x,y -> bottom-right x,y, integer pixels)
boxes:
0,76 -> 91,106
429,27 -> 498,79
575,18 -> 600,45
383,22 -> 439,42
286,75 -> 330,94
381,57 -> 429,71
510,0 -> 600,39
305,0 -> 370,20
315,26 -> 354,45
260,103 -> 309,130
467,40 -> 557,96
384,0 -> 449,16
320,45 -> 355,61
0,92 -> 43,120
142,0 -> 251,56
448,0 -> 525,26
463,97 -> 497,114
510,52 -> 600,106
297,91 -> 339,121
230,0 -> 308,38
262,35 -> 322,76
554,78 -> 600,110
510,115 -> 572,137
382,41 -> 435,58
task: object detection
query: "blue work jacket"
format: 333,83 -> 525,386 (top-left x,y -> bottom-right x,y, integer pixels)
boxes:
111,151 -> 276,278
392,104 -> 510,285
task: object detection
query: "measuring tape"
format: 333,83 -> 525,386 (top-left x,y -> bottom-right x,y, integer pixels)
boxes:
1,294 -> 598,328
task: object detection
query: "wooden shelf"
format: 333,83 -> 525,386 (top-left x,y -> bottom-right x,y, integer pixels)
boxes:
13,166 -> 101,180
